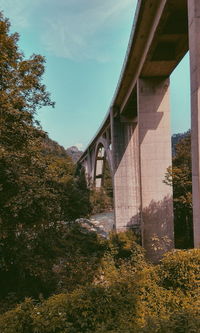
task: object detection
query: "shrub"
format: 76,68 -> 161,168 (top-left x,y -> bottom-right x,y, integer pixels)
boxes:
0,298 -> 34,333
158,249 -> 200,293
0,244 -> 199,333
108,231 -> 144,265
89,188 -> 113,214
94,231 -> 147,286
55,223 -> 106,293
2,286 -> 136,333
142,298 -> 200,333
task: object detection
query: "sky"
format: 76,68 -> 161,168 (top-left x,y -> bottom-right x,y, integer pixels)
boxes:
0,0 -> 191,150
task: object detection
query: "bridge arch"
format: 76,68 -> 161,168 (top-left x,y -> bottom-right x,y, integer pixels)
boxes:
78,0 -> 200,261
93,137 -> 112,189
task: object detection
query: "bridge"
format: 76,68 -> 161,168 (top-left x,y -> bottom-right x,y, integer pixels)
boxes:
78,0 -> 200,261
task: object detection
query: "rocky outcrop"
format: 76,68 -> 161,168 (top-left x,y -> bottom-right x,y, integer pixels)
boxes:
66,146 -> 83,163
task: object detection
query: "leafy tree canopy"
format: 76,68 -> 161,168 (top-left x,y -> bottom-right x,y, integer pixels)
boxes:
165,131 -> 193,248
0,11 -> 91,304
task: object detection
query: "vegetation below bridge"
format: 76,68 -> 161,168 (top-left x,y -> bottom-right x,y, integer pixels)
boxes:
0,12 -> 199,333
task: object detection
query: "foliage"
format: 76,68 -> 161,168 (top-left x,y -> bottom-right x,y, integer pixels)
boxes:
165,130 -> 193,248
53,222 -> 106,293
141,299 -> 200,333
158,249 -> 200,293
0,11 -> 199,333
103,158 -> 113,201
89,187 -> 113,214
94,231 -> 146,287
0,11 -> 91,308
0,298 -> 34,333
89,158 -> 113,215
0,246 -> 199,333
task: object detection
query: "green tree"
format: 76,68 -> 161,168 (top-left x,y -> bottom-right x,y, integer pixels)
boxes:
0,11 -> 58,303
89,158 -> 113,215
0,12 -> 91,306
165,131 -> 193,248
103,158 -> 113,201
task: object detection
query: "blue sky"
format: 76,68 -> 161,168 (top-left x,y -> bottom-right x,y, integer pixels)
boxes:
1,0 -> 190,150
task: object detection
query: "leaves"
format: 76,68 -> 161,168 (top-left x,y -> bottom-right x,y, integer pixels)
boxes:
165,131 -> 193,248
0,11 -> 91,305
0,246 -> 199,333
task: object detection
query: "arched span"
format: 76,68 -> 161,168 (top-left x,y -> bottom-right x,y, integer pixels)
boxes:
93,137 -> 112,189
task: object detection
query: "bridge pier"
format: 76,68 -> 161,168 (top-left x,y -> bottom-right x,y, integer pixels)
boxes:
95,147 -> 105,189
137,77 -> 174,261
188,0 -> 200,247
111,78 -> 174,261
79,0 -> 200,260
111,112 -> 141,231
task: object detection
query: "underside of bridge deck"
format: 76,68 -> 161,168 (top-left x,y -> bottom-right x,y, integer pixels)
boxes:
79,0 -> 200,261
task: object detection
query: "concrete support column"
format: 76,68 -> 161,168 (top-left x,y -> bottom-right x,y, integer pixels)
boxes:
188,0 -> 200,247
111,111 -> 140,231
95,157 -> 104,188
83,150 -> 92,186
137,77 -> 174,261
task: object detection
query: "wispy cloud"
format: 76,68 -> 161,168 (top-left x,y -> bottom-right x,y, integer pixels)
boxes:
42,0 -> 136,61
0,0 -> 137,61
0,0 -> 40,28
75,143 -> 84,150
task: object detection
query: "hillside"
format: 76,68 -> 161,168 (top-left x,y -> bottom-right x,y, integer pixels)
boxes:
41,137 -> 82,162
66,146 -> 83,162
42,131 -> 189,164
41,137 -> 68,157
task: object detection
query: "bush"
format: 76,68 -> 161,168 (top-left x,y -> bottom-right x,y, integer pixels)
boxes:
158,249 -> 200,293
0,286 -> 137,333
94,231 -> 146,287
0,242 -> 199,333
0,298 -> 34,333
54,222 -> 106,293
142,299 -> 200,333
89,188 -> 113,214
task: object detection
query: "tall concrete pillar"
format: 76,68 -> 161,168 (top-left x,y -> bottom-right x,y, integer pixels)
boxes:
95,156 -> 104,188
84,149 -> 92,186
111,111 -> 141,231
137,77 -> 174,261
188,0 -> 200,247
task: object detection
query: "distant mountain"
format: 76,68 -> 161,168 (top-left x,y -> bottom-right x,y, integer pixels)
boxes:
42,132 -> 189,165
66,146 -> 83,162
41,136 -> 82,163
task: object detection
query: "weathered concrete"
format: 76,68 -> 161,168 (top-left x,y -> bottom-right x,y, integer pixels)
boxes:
188,0 -> 200,247
95,147 -> 104,188
78,0 -> 200,260
137,77 -> 174,261
111,111 -> 140,231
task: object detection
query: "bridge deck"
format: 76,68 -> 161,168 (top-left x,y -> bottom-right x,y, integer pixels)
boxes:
79,0 -> 188,162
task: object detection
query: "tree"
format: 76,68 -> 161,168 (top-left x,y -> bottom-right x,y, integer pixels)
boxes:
165,131 -> 193,248
0,11 -> 57,302
89,158 -> 113,215
0,12 -> 91,306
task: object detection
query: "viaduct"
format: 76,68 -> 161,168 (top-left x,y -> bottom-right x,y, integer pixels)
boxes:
78,0 -> 200,261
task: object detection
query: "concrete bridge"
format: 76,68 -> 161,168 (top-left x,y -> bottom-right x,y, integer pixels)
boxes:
78,0 -> 200,261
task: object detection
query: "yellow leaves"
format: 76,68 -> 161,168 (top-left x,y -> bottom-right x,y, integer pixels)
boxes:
0,247 -> 199,332
45,156 -> 74,183
159,249 -> 200,294
151,234 -> 173,253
